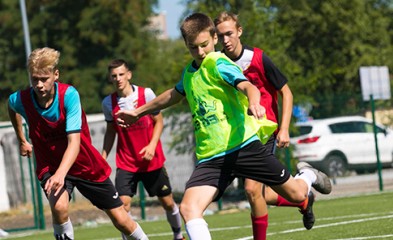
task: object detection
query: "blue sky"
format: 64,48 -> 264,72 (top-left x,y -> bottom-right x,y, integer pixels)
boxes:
157,0 -> 186,39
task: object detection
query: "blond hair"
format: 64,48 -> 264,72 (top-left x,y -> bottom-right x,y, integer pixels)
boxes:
28,47 -> 60,74
214,11 -> 242,28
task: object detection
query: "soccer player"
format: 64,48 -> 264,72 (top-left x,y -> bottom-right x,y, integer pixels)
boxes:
115,13 -> 332,240
214,11 -> 319,231
101,59 -> 185,240
8,47 -> 148,240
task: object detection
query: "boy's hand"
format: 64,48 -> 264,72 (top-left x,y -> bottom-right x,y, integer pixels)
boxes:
139,144 -> 155,161
276,129 -> 290,148
20,141 -> 33,158
115,110 -> 139,127
44,172 -> 65,197
248,104 -> 266,120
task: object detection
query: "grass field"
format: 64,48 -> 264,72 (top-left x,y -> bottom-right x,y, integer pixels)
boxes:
5,191 -> 393,240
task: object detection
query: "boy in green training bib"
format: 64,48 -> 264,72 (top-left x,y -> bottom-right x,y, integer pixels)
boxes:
115,13 -> 331,240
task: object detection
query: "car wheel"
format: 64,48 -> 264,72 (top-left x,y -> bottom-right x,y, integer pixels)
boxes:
323,155 -> 347,177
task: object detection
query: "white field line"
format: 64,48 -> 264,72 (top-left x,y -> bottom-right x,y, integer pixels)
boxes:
6,212 -> 392,239
123,212 -> 393,240
234,214 -> 393,240
268,211 -> 393,226
330,234 -> 393,240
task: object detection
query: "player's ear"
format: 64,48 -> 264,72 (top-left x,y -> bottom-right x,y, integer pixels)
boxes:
213,33 -> 218,45
238,26 -> 243,37
54,69 -> 59,80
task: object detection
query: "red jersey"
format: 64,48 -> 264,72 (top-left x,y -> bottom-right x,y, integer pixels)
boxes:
21,83 -> 111,182
111,87 -> 166,172
243,48 -> 279,124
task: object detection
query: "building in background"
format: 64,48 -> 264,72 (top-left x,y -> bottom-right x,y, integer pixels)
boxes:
149,12 -> 168,40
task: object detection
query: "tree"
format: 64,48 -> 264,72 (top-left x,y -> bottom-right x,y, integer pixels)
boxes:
272,0 -> 393,117
183,0 -> 393,119
0,0 -> 163,120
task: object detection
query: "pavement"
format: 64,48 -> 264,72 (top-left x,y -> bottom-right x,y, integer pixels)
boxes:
317,168 -> 393,200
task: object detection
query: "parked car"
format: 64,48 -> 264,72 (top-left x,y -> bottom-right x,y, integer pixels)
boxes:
290,116 -> 393,177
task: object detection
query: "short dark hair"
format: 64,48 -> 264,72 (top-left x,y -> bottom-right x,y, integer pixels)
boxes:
180,13 -> 216,43
107,59 -> 130,72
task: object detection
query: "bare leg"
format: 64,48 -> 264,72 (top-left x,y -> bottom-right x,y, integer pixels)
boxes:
244,179 -> 269,240
244,179 -> 268,217
105,205 -> 148,240
118,195 -> 133,240
270,176 -> 309,203
49,189 -> 74,239
180,186 -> 217,240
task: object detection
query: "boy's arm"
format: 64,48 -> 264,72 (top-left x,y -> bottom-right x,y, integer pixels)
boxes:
236,81 -> 266,119
140,112 -> 164,161
8,102 -> 33,158
276,84 -> 293,148
101,122 -> 116,160
116,88 -> 183,127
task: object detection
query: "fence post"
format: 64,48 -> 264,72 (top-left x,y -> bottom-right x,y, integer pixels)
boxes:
138,182 -> 146,220
23,123 -> 45,230
370,94 -> 384,191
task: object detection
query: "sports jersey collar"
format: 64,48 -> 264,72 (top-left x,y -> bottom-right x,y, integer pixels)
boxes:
32,81 -> 58,110
225,45 -> 247,62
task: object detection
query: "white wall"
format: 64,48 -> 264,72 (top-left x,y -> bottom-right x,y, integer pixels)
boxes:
0,125 -> 12,211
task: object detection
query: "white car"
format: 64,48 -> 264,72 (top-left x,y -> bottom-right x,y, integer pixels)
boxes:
290,116 -> 393,177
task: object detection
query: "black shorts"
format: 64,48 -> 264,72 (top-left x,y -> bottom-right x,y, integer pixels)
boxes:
115,167 -> 172,197
186,139 -> 290,201
40,173 -> 123,210
240,135 -> 276,183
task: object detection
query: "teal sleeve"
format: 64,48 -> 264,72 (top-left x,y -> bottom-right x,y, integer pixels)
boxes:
216,58 -> 248,87
64,86 -> 82,132
175,69 -> 186,95
8,91 -> 27,119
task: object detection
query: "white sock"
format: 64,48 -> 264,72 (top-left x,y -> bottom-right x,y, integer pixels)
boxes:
53,218 -> 74,240
295,169 -> 316,193
185,218 -> 211,240
128,222 -> 149,240
166,204 -> 183,239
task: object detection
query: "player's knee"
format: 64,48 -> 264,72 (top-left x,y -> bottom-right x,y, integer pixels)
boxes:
179,202 -> 193,220
244,186 -> 261,201
52,201 -> 68,215
179,202 -> 187,216
122,203 -> 130,213
158,196 -> 176,211
162,202 -> 176,211
112,213 -> 133,232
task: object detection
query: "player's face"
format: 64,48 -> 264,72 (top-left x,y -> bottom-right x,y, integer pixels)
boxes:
185,30 -> 218,66
109,65 -> 132,91
31,69 -> 58,101
215,19 -> 243,58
